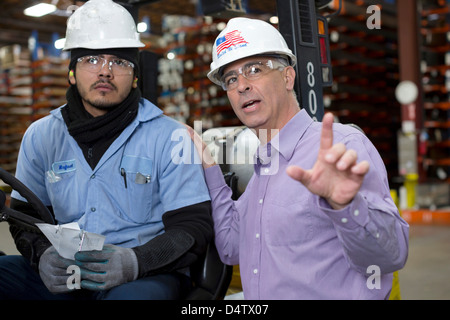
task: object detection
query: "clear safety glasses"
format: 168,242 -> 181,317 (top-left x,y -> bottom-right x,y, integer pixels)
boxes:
77,55 -> 135,76
219,59 -> 287,91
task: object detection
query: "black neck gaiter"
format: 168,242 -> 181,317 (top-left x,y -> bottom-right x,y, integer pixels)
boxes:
61,85 -> 140,169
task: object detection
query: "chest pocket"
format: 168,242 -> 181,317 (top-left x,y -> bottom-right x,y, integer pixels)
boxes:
263,178 -> 314,246
120,155 -> 154,223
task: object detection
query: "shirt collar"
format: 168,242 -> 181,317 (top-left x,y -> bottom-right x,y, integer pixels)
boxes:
255,109 -> 314,164
52,98 -> 163,123
135,98 -> 163,122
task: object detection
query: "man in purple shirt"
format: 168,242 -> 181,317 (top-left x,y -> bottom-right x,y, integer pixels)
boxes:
189,17 -> 409,299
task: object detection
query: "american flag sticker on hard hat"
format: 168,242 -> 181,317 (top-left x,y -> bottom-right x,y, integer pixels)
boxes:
216,30 -> 248,57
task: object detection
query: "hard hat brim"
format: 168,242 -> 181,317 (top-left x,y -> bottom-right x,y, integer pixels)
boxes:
63,39 -> 145,51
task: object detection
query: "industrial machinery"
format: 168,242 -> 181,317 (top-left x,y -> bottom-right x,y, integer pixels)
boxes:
277,0 -> 335,121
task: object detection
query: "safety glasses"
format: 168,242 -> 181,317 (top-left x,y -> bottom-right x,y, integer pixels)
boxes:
219,59 -> 286,91
77,55 -> 135,76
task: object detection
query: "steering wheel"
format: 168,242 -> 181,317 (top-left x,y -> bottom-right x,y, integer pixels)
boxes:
0,167 -> 55,231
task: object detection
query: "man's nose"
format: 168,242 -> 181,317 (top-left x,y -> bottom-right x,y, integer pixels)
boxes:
236,74 -> 250,93
98,60 -> 113,78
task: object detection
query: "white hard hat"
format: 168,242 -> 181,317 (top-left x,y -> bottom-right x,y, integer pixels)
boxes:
63,0 -> 145,50
208,17 -> 296,86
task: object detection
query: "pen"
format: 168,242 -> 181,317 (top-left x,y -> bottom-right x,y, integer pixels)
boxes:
120,168 -> 127,188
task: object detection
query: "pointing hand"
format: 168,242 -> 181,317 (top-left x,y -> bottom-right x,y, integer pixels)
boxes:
286,113 -> 369,210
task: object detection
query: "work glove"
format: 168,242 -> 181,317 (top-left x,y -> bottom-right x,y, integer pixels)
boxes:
38,246 -> 76,293
75,244 -> 139,291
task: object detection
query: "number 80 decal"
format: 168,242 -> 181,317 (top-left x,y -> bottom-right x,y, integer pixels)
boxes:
306,62 -> 318,121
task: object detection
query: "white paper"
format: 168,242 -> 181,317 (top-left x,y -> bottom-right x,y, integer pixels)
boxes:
36,222 -> 105,260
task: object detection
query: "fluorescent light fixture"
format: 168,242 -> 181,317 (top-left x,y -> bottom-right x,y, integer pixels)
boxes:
24,3 -> 57,17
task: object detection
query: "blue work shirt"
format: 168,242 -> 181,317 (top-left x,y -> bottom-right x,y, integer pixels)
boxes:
11,98 -> 210,248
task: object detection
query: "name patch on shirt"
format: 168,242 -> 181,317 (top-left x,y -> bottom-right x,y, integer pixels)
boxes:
52,159 -> 76,174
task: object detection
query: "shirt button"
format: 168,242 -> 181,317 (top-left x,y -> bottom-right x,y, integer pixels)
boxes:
264,168 -> 269,174
341,217 -> 348,223
255,233 -> 260,239
90,207 -> 96,212
354,209 -> 359,216
90,174 -> 95,179
259,199 -> 263,204
253,269 -> 258,274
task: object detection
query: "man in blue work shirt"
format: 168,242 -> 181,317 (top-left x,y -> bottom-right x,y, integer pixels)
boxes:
0,0 -> 212,300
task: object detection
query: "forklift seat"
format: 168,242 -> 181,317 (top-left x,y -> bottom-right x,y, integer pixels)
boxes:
184,172 -> 237,300
185,241 -> 233,300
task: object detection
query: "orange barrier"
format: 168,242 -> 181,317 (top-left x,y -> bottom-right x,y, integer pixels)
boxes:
402,209 -> 450,225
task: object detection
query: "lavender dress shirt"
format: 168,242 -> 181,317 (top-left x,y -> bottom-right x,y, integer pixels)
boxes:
204,109 -> 409,299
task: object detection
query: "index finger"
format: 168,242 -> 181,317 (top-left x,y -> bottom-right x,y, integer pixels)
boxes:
320,112 -> 334,151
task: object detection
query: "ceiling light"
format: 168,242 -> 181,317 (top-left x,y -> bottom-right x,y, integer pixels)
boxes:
24,3 -> 57,17
269,16 -> 279,24
137,22 -> 148,33
167,52 -> 176,60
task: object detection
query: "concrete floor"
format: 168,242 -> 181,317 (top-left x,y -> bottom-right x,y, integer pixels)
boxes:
399,224 -> 450,300
1,222 -> 449,300
0,222 -> 19,256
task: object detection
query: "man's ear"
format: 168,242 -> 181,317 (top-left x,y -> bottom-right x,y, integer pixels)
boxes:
69,70 -> 76,85
284,67 -> 296,91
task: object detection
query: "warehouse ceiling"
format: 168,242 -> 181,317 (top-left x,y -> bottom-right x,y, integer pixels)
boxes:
0,0 -> 402,50
0,0 -> 278,49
